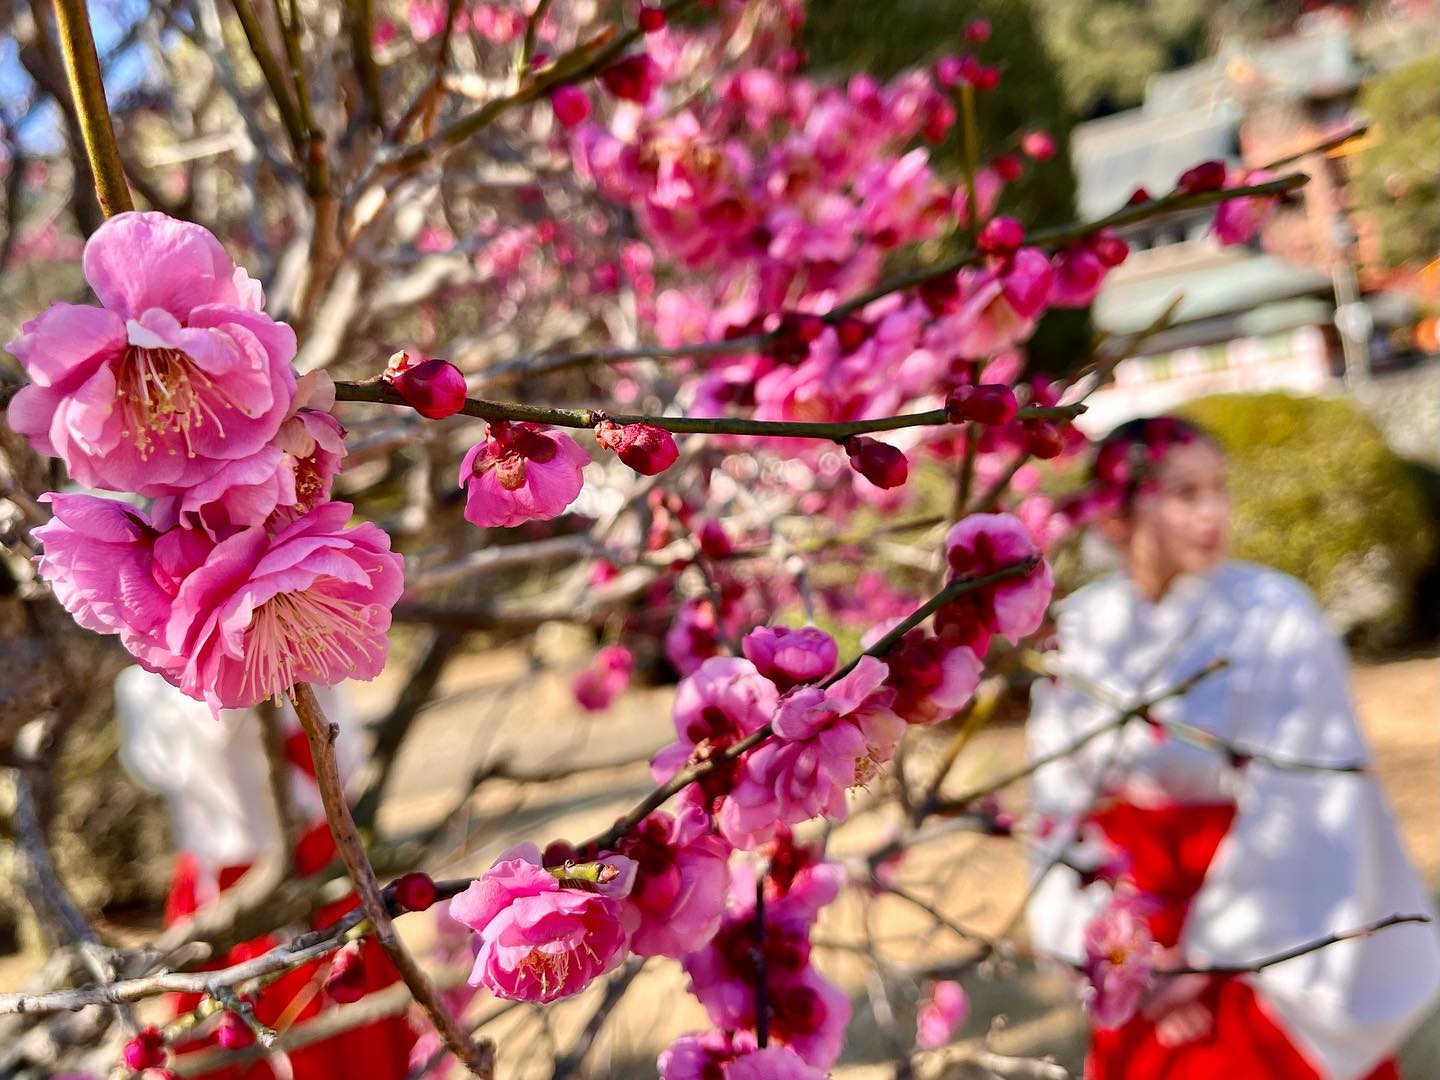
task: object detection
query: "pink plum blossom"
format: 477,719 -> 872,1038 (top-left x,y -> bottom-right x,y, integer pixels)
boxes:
741,625 -> 837,691
610,806 -> 732,958
719,656 -> 903,846
6,211 -> 297,497
458,421 -> 589,528
1212,168 -> 1279,246
1083,893 -> 1164,1029
937,513 -> 1054,654
658,1030 -> 752,1080
872,628 -> 983,725
449,843 -> 637,1004
1049,244 -> 1107,308
726,1048 -> 828,1079
573,645 -> 634,712
916,980 -> 968,1048
162,501 -> 403,713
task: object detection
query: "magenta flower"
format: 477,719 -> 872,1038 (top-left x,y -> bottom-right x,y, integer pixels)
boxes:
6,212 -> 297,497
449,843 -> 637,1004
573,644 -> 635,712
741,625 -> 838,691
1212,168 -> 1279,246
1082,894 -> 1163,1029
611,806 -> 732,958
651,657 -> 780,811
936,513 -> 1053,654
663,596 -> 730,676
878,629 -> 983,725
1049,244 -> 1107,308
458,421 -> 589,528
720,656 -> 903,846
916,980 -> 968,1049
384,350 -> 468,420
162,501 -> 403,713
658,1030 -> 751,1080
725,1047 -> 828,1080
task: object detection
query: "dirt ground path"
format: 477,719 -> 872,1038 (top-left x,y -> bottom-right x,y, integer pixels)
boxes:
369,642 -> 1439,1078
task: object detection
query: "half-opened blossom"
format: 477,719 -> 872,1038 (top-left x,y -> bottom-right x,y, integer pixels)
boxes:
163,501 -> 403,713
449,843 -> 636,1004
937,512 -> 1053,655
573,645 -> 634,712
741,625 -> 837,691
876,628 -> 983,725
7,211 -> 297,496
458,421 -> 589,528
1082,893 -> 1163,1029
611,806 -> 731,958
1212,168 -> 1279,246
719,656 -> 903,846
916,980 -> 969,1048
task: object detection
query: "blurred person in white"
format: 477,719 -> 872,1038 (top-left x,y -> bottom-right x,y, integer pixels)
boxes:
1026,416 -> 1440,1080
115,668 -> 418,1077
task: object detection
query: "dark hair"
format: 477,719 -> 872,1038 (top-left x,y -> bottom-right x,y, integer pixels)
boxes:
1088,415 -> 1218,511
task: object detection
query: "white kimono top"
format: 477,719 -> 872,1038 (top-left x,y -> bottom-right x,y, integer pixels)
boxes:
1026,561 -> 1440,1079
115,666 -> 361,905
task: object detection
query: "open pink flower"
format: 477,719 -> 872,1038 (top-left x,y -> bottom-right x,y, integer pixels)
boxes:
611,806 -> 732,958
720,656 -> 903,846
573,644 -> 635,712
163,501 -> 403,713
1083,893 -> 1163,1029
916,980 -> 968,1048
458,421 -> 589,528
659,1030 -> 753,1080
937,513 -> 1053,654
726,1047 -> 828,1080
449,843 -> 637,1004
7,211 -> 297,496
32,493 -> 172,652
741,625 -> 837,691
876,628 -> 983,725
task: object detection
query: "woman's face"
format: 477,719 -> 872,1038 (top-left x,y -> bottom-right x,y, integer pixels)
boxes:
1115,439 -> 1231,585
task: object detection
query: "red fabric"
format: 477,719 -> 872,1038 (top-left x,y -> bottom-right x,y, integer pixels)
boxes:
165,823 -> 417,1079
1085,801 -> 1400,1080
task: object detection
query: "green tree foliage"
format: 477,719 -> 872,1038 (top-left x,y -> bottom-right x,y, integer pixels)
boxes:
1351,55 -> 1440,269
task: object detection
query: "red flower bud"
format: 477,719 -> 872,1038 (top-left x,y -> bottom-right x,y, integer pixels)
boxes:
383,351 -> 467,419
124,1028 -> 168,1070
216,1010 -> 255,1050
1126,186 -> 1152,207
595,420 -> 679,475
945,384 -> 1019,426
964,18 -> 992,43
1021,130 -> 1056,161
1090,229 -> 1130,267
780,311 -> 827,344
992,153 -> 1023,182
1176,159 -> 1227,195
978,216 -> 1025,255
956,55 -> 982,84
834,316 -> 872,354
935,55 -> 964,88
697,519 -> 733,558
550,85 -> 591,128
638,4 -> 666,32
844,436 -> 908,489
918,273 -> 961,316
972,65 -> 1000,91
325,944 -> 368,1004
394,871 -> 438,912
600,54 -> 659,104
1022,419 -> 1067,460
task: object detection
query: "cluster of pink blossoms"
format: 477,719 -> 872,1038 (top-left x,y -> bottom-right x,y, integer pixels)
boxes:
9,212 -> 402,713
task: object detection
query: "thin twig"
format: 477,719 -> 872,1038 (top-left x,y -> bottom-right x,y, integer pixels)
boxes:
49,0 -> 133,215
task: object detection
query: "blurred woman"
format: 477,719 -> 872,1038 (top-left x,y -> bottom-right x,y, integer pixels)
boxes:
1026,416 -> 1440,1079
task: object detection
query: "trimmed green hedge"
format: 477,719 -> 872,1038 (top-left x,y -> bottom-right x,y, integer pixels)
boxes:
1179,392 -> 1435,650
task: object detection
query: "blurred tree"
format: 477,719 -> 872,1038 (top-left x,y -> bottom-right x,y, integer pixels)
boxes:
1351,54 -> 1440,269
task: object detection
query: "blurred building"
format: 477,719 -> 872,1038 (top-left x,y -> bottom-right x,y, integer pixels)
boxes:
1070,5 -> 1438,433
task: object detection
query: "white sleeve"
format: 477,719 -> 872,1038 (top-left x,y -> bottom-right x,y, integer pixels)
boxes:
1183,597 -> 1440,1080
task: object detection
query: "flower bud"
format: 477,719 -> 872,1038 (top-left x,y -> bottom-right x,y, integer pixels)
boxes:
324,944 -> 367,1004
216,1010 -> 255,1050
918,272 -> 961,316
1022,419 -> 1067,460
945,384 -> 1019,426
600,54 -> 659,104
993,153 -> 1023,182
972,65 -> 1000,91
1021,129 -> 1056,160
638,4 -> 666,32
978,216 -> 1025,255
550,85 -> 591,128
964,18 -> 992,44
1176,159 -> 1227,195
595,420 -> 679,475
1090,229 -> 1130,267
935,55 -> 964,88
697,519 -> 733,559
124,1028 -> 168,1071
844,436 -> 908,489
384,351 -> 467,419
394,871 -> 439,912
